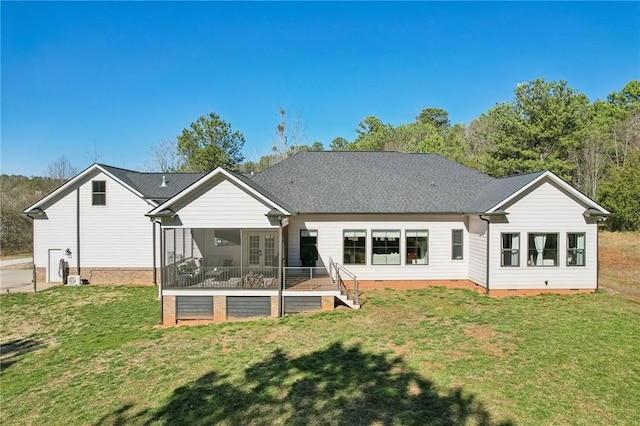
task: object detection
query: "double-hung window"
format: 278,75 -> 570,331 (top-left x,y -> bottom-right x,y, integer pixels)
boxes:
567,233 -> 586,266
451,229 -> 464,260
501,233 -> 520,266
406,230 -> 428,265
372,230 -> 400,265
527,233 -> 558,266
92,180 -> 106,206
343,230 -> 366,265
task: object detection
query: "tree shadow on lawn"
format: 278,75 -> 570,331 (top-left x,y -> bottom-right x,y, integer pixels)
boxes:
96,342 -> 513,425
0,338 -> 43,373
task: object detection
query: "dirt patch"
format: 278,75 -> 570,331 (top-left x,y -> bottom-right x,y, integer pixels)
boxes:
465,324 -> 494,341
389,343 -> 410,357
599,231 -> 640,302
464,324 -> 514,358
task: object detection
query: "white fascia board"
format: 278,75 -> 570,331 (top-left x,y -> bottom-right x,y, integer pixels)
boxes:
147,167 -> 291,216
486,171 -> 610,215
23,164 -> 147,213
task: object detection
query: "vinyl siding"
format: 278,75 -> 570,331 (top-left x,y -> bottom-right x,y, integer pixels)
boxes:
489,180 -> 597,290
33,170 -> 155,278
287,214 -> 469,281
166,177 -> 278,229
468,216 -> 487,286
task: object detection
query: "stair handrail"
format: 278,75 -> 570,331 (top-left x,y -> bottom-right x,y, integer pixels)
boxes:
328,257 -> 359,305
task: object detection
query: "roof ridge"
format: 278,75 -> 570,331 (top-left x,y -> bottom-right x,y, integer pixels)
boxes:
496,170 -> 546,179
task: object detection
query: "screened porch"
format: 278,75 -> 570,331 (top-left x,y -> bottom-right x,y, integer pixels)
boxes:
162,228 -> 282,290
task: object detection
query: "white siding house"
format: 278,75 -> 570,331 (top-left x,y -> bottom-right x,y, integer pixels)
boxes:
487,178 -> 599,291
27,152 -> 609,324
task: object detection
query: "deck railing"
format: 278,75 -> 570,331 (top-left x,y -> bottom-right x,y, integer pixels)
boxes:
162,262 -> 358,302
329,257 -> 359,305
164,266 -> 278,289
283,267 -> 337,290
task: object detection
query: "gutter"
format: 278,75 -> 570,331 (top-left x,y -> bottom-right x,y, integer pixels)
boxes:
23,208 -> 45,291
479,215 -> 490,295
77,188 -> 81,276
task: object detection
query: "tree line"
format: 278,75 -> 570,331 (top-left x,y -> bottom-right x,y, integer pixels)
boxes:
2,78 -> 637,255
166,79 -> 637,231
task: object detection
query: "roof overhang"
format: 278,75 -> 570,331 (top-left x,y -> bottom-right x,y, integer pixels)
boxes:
23,207 -> 46,217
485,171 -> 611,215
147,167 -> 291,217
583,208 -> 610,217
147,208 -> 177,218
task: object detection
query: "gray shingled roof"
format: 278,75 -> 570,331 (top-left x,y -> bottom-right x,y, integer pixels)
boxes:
249,151 -> 499,214
100,165 -> 204,199
467,171 -> 546,213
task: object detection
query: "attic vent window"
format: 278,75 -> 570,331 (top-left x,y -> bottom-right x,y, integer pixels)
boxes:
160,176 -> 168,188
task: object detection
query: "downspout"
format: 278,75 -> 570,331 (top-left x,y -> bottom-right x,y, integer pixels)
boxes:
32,216 -> 36,292
278,219 -> 283,318
159,226 -> 165,323
152,220 -> 157,285
76,188 -> 81,276
596,223 -> 600,292
479,215 -> 490,295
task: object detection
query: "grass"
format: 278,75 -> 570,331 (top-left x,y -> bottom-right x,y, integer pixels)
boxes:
1,232 -> 639,425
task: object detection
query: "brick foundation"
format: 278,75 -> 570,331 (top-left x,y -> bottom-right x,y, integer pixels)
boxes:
213,296 -> 227,322
357,279 -> 481,292
35,266 -> 155,285
82,268 -> 155,285
322,296 -> 335,310
162,296 -> 176,326
35,267 -> 46,284
486,288 -> 596,297
270,296 -> 280,317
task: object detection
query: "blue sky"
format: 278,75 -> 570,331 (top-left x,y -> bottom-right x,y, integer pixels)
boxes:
2,2 -> 639,177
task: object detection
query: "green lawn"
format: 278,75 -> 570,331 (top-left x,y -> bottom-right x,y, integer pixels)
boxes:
1,286 -> 639,425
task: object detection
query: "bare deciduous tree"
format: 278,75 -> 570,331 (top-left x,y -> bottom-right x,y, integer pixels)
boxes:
148,138 -> 185,172
46,156 -> 77,181
272,107 -> 307,161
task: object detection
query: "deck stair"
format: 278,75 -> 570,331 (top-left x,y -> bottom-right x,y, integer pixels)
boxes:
329,258 -> 360,309
282,261 -> 360,310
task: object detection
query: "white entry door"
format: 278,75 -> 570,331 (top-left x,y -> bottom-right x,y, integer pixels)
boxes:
247,232 -> 278,267
48,249 -> 63,283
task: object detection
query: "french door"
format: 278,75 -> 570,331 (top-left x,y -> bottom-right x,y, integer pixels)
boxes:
247,232 -> 278,267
